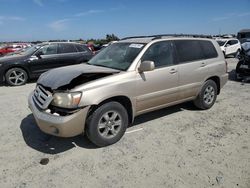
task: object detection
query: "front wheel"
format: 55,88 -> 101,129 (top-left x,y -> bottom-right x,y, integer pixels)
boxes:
235,49 -> 241,59
86,102 -> 128,147
194,80 -> 217,110
5,67 -> 28,86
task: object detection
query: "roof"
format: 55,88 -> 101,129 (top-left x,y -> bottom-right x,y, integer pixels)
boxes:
41,41 -> 82,45
215,38 -> 238,41
238,29 -> 250,33
120,34 -> 213,43
120,37 -> 155,43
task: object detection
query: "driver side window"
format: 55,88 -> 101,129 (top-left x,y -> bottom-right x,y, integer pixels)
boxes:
141,41 -> 174,68
36,44 -> 58,55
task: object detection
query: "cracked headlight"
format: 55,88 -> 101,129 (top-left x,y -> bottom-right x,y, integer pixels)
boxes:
51,92 -> 82,109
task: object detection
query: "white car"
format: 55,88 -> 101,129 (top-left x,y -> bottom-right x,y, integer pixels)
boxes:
216,38 -> 241,57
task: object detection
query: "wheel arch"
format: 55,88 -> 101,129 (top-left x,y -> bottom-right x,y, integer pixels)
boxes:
87,95 -> 134,125
206,76 -> 220,95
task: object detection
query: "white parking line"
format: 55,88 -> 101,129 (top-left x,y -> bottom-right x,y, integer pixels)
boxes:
125,128 -> 143,134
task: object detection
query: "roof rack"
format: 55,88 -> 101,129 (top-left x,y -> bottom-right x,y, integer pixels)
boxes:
121,34 -> 213,41
121,36 -> 155,40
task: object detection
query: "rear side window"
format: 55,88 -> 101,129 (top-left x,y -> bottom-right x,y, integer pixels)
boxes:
75,44 -> 90,53
174,40 -> 204,63
199,40 -> 218,59
58,43 -> 77,54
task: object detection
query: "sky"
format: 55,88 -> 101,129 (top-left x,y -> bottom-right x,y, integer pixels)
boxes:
0,0 -> 249,41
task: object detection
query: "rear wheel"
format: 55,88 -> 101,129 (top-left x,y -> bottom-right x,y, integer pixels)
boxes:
86,102 -> 128,147
194,80 -> 217,110
5,67 -> 28,86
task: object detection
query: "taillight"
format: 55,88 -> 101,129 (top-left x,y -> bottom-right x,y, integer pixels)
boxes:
225,60 -> 228,73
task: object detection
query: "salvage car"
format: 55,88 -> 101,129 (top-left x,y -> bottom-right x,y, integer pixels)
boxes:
237,29 -> 250,43
28,35 -> 228,146
0,42 -> 93,86
236,39 -> 250,80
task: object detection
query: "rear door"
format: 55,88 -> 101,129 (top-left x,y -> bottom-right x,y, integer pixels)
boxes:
136,41 -> 179,114
74,44 -> 94,62
173,40 -> 211,100
57,43 -> 80,66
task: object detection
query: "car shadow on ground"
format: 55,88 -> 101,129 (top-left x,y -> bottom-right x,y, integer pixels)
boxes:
20,114 -> 98,154
20,102 -> 199,154
228,69 -> 250,83
132,102 -> 197,126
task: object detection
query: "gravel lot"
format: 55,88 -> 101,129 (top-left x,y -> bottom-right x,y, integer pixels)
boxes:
0,58 -> 249,188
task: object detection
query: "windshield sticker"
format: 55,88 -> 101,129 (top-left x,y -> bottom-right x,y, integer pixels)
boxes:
129,44 -> 144,48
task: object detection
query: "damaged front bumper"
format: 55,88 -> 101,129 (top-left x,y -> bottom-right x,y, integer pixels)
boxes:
28,92 -> 90,137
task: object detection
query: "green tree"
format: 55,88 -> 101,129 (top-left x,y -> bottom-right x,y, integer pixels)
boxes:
106,34 -> 119,42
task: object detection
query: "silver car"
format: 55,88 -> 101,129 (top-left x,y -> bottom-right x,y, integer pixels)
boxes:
28,36 -> 228,146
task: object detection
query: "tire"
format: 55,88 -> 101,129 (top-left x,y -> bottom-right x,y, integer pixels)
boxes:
86,102 -> 128,147
5,67 -> 28,86
235,61 -> 245,81
235,61 -> 242,73
235,49 -> 241,59
194,80 -> 217,110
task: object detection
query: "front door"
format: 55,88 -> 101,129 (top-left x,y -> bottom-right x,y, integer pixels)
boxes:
135,41 -> 179,114
28,43 -> 59,77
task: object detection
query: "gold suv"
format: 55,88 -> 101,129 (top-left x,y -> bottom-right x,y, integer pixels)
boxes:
28,35 -> 228,146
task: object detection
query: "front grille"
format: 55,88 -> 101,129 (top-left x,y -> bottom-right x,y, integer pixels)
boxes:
33,85 -> 53,109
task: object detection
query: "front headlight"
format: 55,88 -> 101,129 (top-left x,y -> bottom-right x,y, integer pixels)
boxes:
51,92 -> 82,108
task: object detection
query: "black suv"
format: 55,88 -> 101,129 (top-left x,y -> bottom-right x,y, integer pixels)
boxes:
0,42 -> 93,86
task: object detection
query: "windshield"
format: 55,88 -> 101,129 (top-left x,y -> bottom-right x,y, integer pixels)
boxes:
217,40 -> 226,46
88,42 -> 145,71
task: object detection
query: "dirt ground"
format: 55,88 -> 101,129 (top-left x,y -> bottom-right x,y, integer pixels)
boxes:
0,58 -> 249,188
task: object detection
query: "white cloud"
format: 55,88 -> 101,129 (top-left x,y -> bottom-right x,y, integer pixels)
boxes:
0,16 -> 25,25
238,12 -> 250,17
212,12 -> 250,22
33,0 -> 43,6
8,16 -> 26,21
75,9 -> 104,17
49,18 -> 70,31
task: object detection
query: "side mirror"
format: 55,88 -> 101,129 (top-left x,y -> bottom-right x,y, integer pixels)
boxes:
35,51 -> 43,59
29,55 -> 39,61
138,61 -> 155,72
225,43 -> 230,47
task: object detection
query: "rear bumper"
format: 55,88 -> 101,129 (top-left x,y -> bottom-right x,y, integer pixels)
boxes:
220,73 -> 228,88
28,92 -> 90,137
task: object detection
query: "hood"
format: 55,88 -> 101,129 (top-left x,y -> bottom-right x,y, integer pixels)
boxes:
37,63 -> 120,90
0,54 -> 27,63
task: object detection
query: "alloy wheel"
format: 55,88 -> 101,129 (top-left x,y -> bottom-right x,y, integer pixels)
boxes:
8,70 -> 26,85
203,85 -> 215,105
98,110 -> 122,139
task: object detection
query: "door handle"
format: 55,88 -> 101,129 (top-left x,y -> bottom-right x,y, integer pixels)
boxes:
200,62 -> 206,67
169,68 -> 177,74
